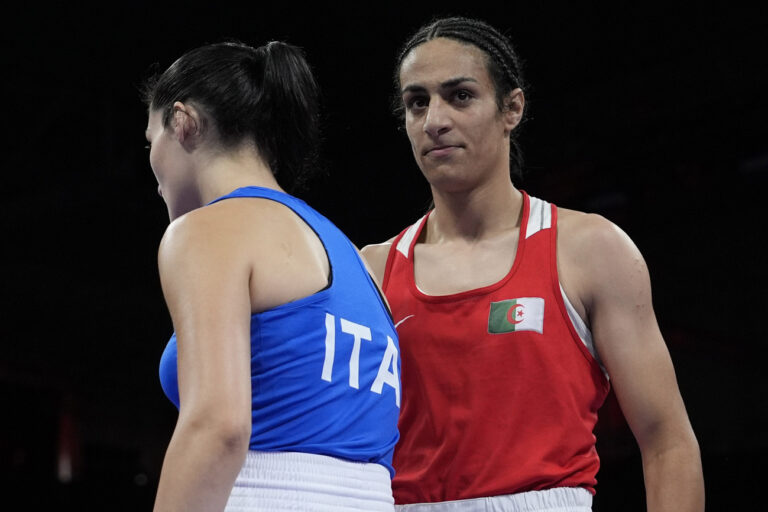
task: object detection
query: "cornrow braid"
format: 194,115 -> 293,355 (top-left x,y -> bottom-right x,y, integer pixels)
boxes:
392,16 -> 529,182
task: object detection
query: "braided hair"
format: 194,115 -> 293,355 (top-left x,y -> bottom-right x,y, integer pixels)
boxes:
393,17 -> 529,182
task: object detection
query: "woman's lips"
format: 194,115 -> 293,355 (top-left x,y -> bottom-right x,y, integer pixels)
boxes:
425,145 -> 460,157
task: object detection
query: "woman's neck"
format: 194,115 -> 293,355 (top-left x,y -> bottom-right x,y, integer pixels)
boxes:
196,145 -> 284,205
428,178 -> 523,243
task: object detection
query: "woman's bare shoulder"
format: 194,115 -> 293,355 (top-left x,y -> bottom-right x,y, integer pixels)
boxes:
557,207 -> 641,260
361,237 -> 396,285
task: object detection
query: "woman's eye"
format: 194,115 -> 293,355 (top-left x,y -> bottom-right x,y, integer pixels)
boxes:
455,90 -> 471,101
406,97 -> 427,110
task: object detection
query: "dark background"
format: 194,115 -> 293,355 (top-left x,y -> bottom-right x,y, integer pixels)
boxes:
2,3 -> 766,510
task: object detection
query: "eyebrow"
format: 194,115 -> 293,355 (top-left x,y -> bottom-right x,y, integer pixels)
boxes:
401,76 -> 479,95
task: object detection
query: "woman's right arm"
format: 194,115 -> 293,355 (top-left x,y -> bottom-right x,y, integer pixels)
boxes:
153,211 -> 253,512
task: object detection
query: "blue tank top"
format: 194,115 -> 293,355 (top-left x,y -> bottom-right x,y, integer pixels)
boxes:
158,187 -> 401,475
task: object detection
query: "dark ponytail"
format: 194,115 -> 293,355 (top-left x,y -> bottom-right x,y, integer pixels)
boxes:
142,40 -> 320,191
254,41 -> 320,191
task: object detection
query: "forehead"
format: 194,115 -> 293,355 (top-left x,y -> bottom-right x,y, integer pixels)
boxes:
399,37 -> 491,90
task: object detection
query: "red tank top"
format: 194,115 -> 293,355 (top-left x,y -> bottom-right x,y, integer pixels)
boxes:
383,192 -> 610,504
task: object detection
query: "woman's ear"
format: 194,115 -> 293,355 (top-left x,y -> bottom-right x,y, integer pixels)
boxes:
171,101 -> 203,145
502,88 -> 525,134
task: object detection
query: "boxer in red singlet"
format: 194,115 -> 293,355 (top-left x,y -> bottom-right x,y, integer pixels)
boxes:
362,15 -> 704,512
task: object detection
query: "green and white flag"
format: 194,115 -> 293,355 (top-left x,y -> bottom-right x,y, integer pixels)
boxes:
488,298 -> 545,334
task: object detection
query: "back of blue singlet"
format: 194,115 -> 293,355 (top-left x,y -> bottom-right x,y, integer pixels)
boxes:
159,186 -> 401,475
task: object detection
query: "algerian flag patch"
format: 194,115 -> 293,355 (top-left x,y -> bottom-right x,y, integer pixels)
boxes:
488,298 -> 544,334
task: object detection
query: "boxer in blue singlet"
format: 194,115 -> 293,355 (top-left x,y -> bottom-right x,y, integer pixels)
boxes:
143,41 -> 399,512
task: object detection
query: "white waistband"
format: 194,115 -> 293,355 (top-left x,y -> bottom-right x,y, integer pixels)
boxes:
395,487 -> 592,512
225,450 -> 394,511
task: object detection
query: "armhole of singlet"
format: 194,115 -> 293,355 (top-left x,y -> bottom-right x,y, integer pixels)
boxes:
550,203 -> 610,382
264,198 -> 335,293
382,230 -> 408,292
213,192 -> 336,308
559,284 -> 608,380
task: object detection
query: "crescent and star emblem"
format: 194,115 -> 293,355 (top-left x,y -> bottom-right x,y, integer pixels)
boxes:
506,303 -> 525,324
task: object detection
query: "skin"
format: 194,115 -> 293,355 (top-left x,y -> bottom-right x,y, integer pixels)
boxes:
146,102 -> 330,511
362,37 -> 704,511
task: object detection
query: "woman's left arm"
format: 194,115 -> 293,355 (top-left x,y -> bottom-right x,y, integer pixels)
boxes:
153,211 -> 253,512
569,214 -> 705,512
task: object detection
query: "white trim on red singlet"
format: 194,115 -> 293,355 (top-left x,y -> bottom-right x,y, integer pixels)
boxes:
396,215 -> 427,257
526,196 -> 552,239
560,284 -> 608,379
